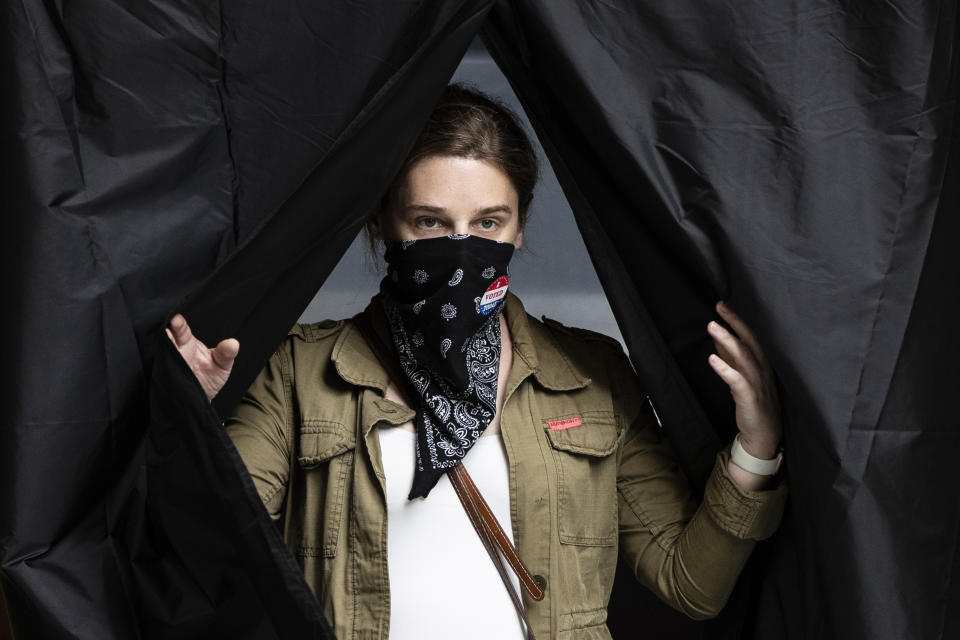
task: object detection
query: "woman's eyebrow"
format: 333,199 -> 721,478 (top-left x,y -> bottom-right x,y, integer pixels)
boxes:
474,205 -> 512,216
403,204 -> 512,215
404,204 -> 446,213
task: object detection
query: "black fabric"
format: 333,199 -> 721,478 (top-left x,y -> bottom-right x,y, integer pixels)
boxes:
3,0 -> 495,638
4,1 -> 958,639
380,235 -> 514,498
480,3 -> 960,639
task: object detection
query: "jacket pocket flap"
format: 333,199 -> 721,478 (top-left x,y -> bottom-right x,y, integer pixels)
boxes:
297,419 -> 356,467
543,411 -> 621,456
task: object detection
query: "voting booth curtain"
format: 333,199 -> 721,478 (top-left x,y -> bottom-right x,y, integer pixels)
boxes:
3,0 -> 958,638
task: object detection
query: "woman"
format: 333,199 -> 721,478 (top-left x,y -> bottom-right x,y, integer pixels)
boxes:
167,84 -> 787,639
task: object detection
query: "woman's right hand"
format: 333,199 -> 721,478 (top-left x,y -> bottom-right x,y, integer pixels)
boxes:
166,313 -> 239,402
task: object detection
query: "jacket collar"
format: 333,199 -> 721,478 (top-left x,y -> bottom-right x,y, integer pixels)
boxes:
501,292 -> 591,391
331,291 -> 591,394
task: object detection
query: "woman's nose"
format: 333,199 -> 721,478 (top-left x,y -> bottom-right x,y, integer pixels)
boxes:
450,220 -> 472,236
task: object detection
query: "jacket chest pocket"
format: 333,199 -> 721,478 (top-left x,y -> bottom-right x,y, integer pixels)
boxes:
543,411 -> 622,546
291,420 -> 356,558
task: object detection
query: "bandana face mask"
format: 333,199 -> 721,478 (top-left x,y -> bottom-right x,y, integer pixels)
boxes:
378,234 -> 515,499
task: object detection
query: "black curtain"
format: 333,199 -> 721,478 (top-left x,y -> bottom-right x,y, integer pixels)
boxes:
483,3 -> 960,639
3,1 -> 958,639
3,1 -> 494,637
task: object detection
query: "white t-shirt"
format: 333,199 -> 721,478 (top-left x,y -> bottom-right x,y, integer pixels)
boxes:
377,426 -> 525,640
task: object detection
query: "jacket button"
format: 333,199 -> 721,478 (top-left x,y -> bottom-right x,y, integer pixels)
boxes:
533,574 -> 547,592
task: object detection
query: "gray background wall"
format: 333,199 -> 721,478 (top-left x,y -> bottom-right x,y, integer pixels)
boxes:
299,39 -> 624,347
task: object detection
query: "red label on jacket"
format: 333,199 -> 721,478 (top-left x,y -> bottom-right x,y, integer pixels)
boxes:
547,417 -> 582,431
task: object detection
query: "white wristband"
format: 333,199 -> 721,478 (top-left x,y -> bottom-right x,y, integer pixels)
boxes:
731,433 -> 782,476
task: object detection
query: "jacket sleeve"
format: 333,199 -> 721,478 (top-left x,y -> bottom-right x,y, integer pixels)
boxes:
613,362 -> 788,620
224,344 -> 294,521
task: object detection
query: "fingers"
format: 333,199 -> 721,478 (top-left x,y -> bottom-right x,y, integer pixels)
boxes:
707,303 -> 781,414
211,338 -> 240,371
707,353 -> 751,398
707,319 -> 763,386
167,313 -> 194,348
715,301 -> 770,370
711,335 -> 736,366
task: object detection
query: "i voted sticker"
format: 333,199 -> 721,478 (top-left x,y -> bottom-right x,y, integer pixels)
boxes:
479,276 -> 509,316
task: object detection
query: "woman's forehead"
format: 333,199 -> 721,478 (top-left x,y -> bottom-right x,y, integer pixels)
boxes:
402,155 -> 518,208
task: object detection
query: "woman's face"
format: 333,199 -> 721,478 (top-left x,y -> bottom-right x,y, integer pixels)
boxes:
376,155 -> 525,248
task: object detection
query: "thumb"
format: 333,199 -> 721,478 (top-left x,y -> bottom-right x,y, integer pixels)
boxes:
211,338 -> 240,371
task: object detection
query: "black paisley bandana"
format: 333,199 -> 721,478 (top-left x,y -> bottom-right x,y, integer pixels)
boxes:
379,234 -> 515,499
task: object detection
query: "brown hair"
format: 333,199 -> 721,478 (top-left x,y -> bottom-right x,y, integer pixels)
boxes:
367,83 -> 539,250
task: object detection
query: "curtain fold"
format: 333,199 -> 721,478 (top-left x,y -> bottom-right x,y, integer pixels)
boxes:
3,1 -> 493,637
3,0 -> 957,638
484,2 -> 960,638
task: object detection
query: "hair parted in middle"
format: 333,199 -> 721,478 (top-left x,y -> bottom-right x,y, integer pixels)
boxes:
366,83 -> 539,252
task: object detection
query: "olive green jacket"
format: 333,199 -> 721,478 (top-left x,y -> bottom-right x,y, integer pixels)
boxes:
226,293 -> 787,639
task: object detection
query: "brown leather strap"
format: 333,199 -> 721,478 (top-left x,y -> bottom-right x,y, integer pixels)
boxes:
352,307 -> 543,635
448,463 -> 537,639
449,463 -> 544,601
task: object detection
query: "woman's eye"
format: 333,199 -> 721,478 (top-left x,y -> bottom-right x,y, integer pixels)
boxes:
418,218 -> 439,229
478,219 -> 497,230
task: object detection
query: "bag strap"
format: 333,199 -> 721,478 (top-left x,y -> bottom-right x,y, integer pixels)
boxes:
448,462 -> 539,640
447,463 -> 544,601
351,307 -> 543,637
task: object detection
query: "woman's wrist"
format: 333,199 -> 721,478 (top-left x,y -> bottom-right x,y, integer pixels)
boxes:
737,433 -> 780,461
726,457 -> 773,491
726,433 -> 783,492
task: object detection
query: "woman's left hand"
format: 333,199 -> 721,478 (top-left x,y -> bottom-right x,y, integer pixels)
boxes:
706,300 -> 782,460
